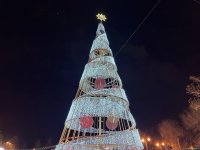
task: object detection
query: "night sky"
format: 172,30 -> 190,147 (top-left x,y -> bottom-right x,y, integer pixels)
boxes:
1,0 -> 200,148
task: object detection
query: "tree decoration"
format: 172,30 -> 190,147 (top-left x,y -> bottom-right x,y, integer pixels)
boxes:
94,76 -> 105,89
107,116 -> 119,124
106,116 -> 119,130
80,115 -> 93,128
106,119 -> 118,130
96,13 -> 107,22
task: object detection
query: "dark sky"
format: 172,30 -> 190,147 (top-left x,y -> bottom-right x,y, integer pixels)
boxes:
0,0 -> 200,148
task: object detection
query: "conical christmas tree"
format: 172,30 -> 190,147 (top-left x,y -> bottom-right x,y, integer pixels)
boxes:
56,14 -> 143,150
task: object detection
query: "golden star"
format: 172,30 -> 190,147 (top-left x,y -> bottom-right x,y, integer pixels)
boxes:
96,13 -> 107,22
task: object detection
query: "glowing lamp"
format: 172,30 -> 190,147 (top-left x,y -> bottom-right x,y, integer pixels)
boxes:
156,143 -> 160,147
147,137 -> 151,142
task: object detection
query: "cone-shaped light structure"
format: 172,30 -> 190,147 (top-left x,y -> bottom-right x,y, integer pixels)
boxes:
56,15 -> 144,150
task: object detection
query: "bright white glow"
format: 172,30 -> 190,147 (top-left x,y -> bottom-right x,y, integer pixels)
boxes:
156,143 -> 160,147
147,137 -> 151,141
0,147 -> 5,150
55,22 -> 144,150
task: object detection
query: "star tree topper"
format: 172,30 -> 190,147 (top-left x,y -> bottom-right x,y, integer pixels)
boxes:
96,13 -> 107,22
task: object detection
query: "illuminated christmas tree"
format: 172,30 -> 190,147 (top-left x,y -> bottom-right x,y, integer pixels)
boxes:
56,14 -> 143,150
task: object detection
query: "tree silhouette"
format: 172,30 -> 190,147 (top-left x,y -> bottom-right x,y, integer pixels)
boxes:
158,119 -> 184,150
186,76 -> 200,110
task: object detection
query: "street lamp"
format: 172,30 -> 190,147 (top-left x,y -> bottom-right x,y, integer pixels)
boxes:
155,142 -> 165,150
190,146 -> 194,150
142,137 -> 151,150
156,142 -> 160,147
147,138 -> 151,142
5,141 -> 14,149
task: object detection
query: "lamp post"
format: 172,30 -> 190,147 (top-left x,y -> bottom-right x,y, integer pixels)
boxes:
5,141 -> 14,149
156,142 -> 162,150
142,137 -> 151,150
155,142 -> 165,150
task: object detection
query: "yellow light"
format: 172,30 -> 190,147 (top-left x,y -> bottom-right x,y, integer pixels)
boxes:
161,142 -> 165,146
96,13 -> 107,22
147,137 -> 151,142
5,141 -> 14,148
156,143 -> 160,147
6,141 -> 12,145
142,139 -> 145,143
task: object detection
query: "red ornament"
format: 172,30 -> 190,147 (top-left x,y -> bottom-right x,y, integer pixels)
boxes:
94,76 -> 105,89
106,119 -> 118,130
107,116 -> 119,124
80,115 -> 93,128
